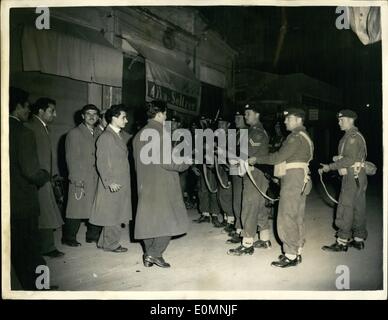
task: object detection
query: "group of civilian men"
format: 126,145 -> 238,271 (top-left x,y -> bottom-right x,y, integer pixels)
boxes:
9,87 -> 188,290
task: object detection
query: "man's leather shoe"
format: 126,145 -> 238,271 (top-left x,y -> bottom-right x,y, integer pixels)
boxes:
271,255 -> 301,268
105,245 -> 128,253
348,240 -> 365,250
144,255 -> 171,268
227,245 -> 254,256
322,242 -> 348,252
226,233 -> 241,244
61,239 -> 81,247
43,250 -> 65,258
142,255 -> 153,267
253,240 -> 272,249
193,215 -> 211,223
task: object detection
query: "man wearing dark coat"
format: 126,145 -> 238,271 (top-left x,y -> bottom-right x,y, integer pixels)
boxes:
62,104 -> 102,246
26,98 -> 64,258
133,100 -> 191,268
90,105 -> 132,253
9,87 -> 49,289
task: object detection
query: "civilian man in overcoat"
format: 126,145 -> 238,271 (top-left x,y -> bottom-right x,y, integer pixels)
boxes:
9,87 -> 49,289
133,100 -> 191,268
90,104 -> 132,252
62,104 -> 102,246
26,98 -> 64,258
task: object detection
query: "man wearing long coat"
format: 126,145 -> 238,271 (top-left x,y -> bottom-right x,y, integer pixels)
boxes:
133,100 -> 190,268
62,104 -> 102,246
90,105 -> 132,252
9,87 -> 49,289
26,98 -> 64,258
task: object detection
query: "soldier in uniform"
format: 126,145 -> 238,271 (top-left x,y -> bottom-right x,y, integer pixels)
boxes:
248,108 -> 314,268
228,104 -> 270,255
215,118 -> 233,231
227,111 -> 247,243
193,116 -> 223,227
321,109 -> 368,252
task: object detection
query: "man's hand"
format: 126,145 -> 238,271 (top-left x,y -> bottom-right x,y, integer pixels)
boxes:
74,181 -> 84,188
319,163 -> 330,173
192,167 -> 201,176
247,157 -> 257,166
229,159 -> 239,166
109,183 -> 122,192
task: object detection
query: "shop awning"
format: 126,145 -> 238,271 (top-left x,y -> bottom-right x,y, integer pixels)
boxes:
122,34 -> 201,115
22,23 -> 123,87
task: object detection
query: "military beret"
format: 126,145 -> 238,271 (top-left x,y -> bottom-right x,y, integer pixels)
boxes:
283,108 -> 305,119
244,104 -> 261,113
337,109 -> 357,119
218,117 -> 230,124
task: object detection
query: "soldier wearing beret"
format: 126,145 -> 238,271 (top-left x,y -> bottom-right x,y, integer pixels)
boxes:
228,104 -> 270,256
321,109 -> 368,252
248,108 -> 314,268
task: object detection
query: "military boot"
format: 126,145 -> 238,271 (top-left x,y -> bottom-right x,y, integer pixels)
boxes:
253,240 -> 272,249
348,240 -> 365,250
226,232 -> 241,244
322,242 -> 348,252
271,255 -> 301,268
211,216 -> 224,228
227,245 -> 254,256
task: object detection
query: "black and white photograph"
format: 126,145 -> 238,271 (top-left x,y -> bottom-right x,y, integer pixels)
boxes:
1,0 -> 387,300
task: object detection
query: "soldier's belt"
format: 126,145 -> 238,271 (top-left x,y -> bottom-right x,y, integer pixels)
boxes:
338,162 -> 364,176
274,161 -> 309,178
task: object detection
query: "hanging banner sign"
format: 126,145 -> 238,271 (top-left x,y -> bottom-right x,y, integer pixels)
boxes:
145,60 -> 201,115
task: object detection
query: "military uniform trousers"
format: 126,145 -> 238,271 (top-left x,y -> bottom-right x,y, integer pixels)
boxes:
198,170 -> 220,215
231,174 -> 243,229
217,166 -> 233,216
277,168 -> 307,255
336,169 -> 368,240
241,168 -> 269,238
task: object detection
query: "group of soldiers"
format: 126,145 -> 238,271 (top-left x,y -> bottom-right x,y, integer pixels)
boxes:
192,105 -> 369,268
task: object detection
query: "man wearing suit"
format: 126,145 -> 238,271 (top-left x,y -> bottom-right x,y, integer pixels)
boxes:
26,98 -> 64,258
62,104 -> 102,246
90,105 -> 132,253
9,87 -> 49,289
